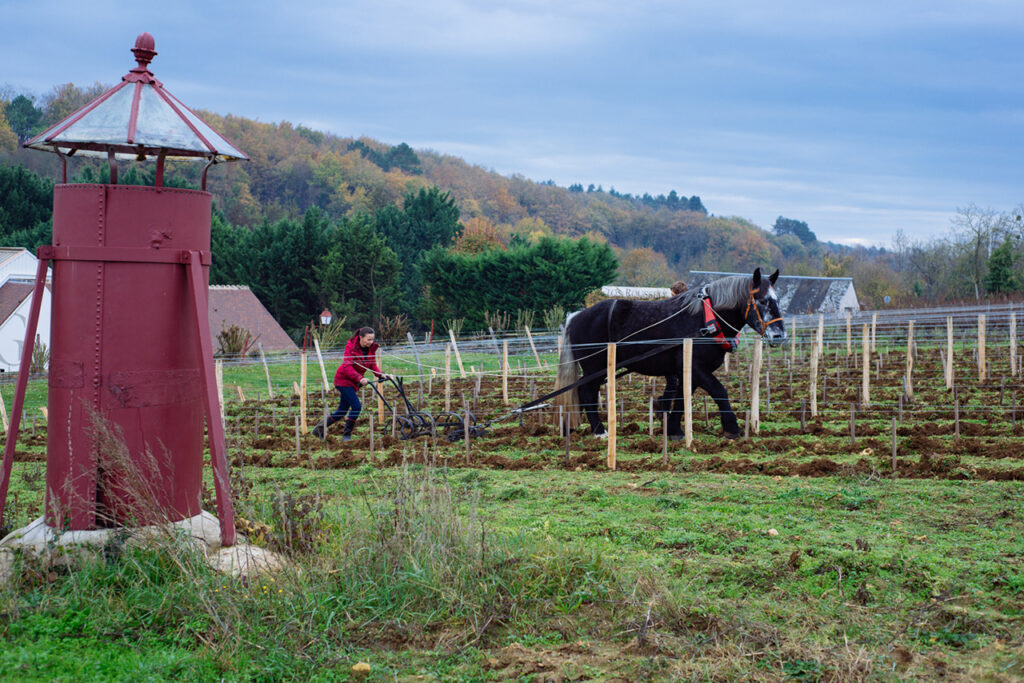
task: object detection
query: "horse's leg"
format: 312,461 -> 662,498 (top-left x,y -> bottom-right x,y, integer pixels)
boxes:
693,368 -> 740,438
577,380 -> 606,436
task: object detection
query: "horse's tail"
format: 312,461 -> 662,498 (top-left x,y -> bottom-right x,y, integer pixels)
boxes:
552,314 -> 581,430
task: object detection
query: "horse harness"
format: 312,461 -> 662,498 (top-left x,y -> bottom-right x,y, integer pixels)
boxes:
697,286 -> 739,352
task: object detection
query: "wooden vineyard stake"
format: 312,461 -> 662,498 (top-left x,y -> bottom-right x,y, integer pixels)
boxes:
978,314 -> 987,382
1011,312 -> 1018,378
294,416 -> 300,457
391,400 -> 398,438
724,351 -> 730,374
215,359 -> 225,424
662,413 -> 669,465
788,359 -> 793,399
898,393 -> 903,426
800,399 -> 806,432
1000,376 -> 1005,405
292,381 -> 301,396
845,311 -> 852,355
39,407 -> 47,423
502,340 -> 509,405
258,343 -> 274,399
817,314 -> 825,359
648,397 -> 655,437
891,418 -> 898,474
809,341 -> 819,417
743,410 -> 750,440
861,325 -> 871,408
254,408 -> 259,441
463,398 -> 471,463
607,342 -> 617,470
445,343 -> 452,412
0,389 -> 8,432
704,395 -> 710,428
448,329 -> 467,378
905,320 -> 914,400
790,319 -> 797,366
849,404 -> 856,445
300,351 -> 308,433
1012,394 -> 1017,427
369,413 -> 375,460
683,338 -> 693,447
946,316 -> 954,390
750,339 -> 763,435
428,368 -> 435,396
407,332 -> 424,404
313,338 -> 329,392
236,385 -> 245,403
870,312 -> 878,352
525,326 -> 544,370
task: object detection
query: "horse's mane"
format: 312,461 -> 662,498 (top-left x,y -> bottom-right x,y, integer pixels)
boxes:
677,275 -> 751,317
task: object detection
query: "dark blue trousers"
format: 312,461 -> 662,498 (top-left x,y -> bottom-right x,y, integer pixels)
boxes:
329,385 -> 361,423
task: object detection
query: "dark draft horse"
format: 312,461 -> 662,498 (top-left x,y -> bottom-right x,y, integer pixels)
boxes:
553,268 -> 787,439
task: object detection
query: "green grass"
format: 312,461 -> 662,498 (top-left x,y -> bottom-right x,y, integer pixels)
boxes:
2,461 -> 1021,680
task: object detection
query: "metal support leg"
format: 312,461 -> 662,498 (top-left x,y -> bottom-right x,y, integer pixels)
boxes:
0,254 -> 51,523
186,251 -> 235,546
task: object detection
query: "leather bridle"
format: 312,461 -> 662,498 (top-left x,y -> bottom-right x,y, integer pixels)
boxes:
744,288 -> 784,337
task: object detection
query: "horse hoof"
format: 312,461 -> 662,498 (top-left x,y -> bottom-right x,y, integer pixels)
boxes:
668,434 -> 684,442
723,432 -> 740,441
593,431 -> 608,440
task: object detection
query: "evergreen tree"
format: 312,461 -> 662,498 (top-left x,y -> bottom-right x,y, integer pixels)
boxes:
984,238 -> 1020,293
3,95 -> 42,142
313,213 -> 401,326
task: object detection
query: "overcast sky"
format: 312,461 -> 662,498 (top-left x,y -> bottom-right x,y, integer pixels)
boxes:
3,0 -> 1022,246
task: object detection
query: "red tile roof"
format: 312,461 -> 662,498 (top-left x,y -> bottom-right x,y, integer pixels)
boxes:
208,286 -> 297,353
0,281 -> 34,323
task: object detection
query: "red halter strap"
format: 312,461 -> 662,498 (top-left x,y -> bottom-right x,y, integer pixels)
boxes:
701,294 -> 738,352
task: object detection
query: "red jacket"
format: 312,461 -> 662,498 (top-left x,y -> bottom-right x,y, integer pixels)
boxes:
334,334 -> 382,389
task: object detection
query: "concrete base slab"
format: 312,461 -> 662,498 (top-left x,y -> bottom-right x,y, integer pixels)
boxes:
0,512 -> 290,582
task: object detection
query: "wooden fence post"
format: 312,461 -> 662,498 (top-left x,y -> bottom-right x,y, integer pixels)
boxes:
905,320 -> 914,400
525,326 -> 544,370
502,340 -> 509,405
750,338 -> 763,434
946,316 -> 954,390
313,338 -> 329,392
870,312 -> 878,353
817,314 -> 825,359
258,343 -> 274,399
299,352 -> 308,433
845,311 -> 852,355
809,341 -> 819,417
683,338 -> 693,447
1011,311 -> 1018,378
861,325 -> 870,409
445,343 -> 452,412
448,329 -> 467,378
407,332 -> 424,405
607,342 -> 617,470
978,314 -> 987,382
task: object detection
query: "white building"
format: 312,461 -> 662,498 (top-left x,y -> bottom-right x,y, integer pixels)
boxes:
0,248 -> 52,373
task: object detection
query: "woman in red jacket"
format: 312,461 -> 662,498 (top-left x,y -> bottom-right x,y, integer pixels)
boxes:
313,327 -> 386,440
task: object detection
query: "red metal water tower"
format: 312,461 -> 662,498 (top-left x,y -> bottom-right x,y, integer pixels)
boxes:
0,33 -> 246,545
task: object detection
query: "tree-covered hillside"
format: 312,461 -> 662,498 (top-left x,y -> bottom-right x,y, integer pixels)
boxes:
3,81 -> 1022,331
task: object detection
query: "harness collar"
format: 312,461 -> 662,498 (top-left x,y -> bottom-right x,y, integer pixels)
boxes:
698,286 -> 738,352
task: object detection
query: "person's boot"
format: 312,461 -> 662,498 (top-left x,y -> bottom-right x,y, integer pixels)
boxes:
312,420 -> 326,439
342,417 -> 357,442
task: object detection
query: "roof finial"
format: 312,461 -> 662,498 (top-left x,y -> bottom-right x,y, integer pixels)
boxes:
131,32 -> 157,70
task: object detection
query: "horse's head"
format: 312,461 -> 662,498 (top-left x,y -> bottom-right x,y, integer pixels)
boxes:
745,268 -> 786,347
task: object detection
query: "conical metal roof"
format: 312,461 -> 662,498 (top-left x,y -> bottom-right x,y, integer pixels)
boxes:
25,33 -> 247,163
